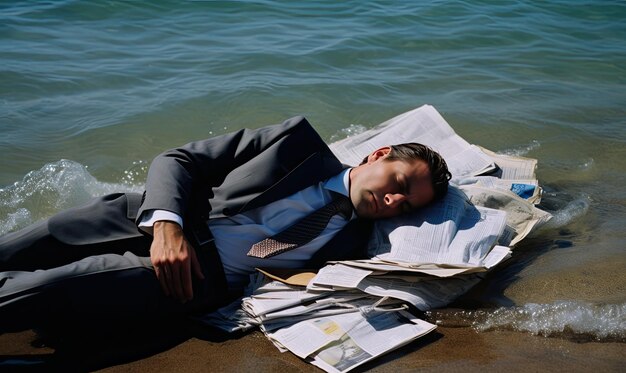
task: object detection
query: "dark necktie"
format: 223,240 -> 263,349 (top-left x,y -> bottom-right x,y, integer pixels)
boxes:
247,193 -> 353,259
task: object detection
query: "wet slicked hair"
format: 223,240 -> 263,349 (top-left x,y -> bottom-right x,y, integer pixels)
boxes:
360,143 -> 452,201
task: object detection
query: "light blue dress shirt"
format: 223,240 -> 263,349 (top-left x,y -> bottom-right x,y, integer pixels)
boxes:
140,169 -> 354,287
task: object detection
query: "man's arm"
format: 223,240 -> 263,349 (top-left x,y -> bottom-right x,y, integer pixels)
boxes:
138,116 -> 332,219
150,221 -> 203,302
139,116 -> 326,302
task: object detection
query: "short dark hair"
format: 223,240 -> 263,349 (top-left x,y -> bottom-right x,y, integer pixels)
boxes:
360,143 -> 452,201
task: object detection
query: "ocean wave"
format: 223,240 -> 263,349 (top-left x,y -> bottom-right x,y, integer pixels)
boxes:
0,208 -> 32,236
427,300 -> 626,342
0,160 -> 143,235
329,124 -> 368,143
497,140 -> 541,157
541,196 -> 590,230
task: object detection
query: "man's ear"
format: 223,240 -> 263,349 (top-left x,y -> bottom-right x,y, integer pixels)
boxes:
366,146 -> 392,164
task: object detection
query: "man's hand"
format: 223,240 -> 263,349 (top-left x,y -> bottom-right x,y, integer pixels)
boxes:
150,221 -> 204,303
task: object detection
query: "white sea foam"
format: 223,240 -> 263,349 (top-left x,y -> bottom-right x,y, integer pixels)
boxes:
0,160 -> 144,235
578,158 -> 595,171
498,140 -> 541,157
329,124 -> 368,143
429,301 -> 626,342
542,196 -> 590,229
0,208 -> 32,236
478,301 -> 626,341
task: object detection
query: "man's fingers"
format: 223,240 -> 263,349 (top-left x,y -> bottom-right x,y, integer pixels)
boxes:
164,264 -> 177,298
182,259 -> 194,302
149,221 -> 199,303
190,247 -> 205,280
170,257 -> 194,303
155,266 -> 170,297
170,264 -> 186,303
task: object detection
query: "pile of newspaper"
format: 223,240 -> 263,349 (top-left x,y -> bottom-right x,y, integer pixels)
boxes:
199,105 -> 552,372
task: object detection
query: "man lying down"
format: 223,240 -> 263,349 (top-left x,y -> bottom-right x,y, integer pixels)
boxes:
0,116 -> 451,333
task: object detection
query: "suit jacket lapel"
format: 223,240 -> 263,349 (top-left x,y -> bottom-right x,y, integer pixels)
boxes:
237,151 -> 346,214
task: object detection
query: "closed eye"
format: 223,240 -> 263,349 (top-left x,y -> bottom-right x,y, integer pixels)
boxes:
397,174 -> 409,194
397,174 -> 412,212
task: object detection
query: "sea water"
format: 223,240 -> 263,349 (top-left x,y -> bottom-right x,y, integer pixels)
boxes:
1,1 -> 625,345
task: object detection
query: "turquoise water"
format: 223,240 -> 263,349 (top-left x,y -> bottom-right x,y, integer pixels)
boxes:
1,1 -> 625,343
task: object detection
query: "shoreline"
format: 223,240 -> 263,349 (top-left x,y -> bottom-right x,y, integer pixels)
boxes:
1,326 -> 623,372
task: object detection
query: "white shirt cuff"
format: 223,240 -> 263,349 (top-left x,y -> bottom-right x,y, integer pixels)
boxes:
138,210 -> 184,234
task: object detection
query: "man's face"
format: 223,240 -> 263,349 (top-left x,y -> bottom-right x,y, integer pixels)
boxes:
349,147 -> 435,219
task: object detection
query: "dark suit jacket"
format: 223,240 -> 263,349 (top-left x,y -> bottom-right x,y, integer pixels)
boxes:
48,117 -> 372,267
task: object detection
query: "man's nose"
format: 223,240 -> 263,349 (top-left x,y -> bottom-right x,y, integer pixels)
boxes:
383,193 -> 406,208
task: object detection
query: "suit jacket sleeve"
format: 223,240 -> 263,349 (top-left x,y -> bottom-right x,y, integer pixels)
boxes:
137,116 -> 330,225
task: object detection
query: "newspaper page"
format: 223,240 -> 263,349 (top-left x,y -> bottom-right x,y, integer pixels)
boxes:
243,290 -> 329,318
308,264 -> 381,291
356,274 -> 482,311
308,311 -> 435,373
267,309 -> 436,373
306,263 -> 374,289
460,184 -> 552,246
367,186 -> 468,262
330,260 -> 490,277
308,265 -> 483,311
483,245 -> 512,268
259,293 -> 368,322
329,105 -> 495,177
478,146 -> 538,180
454,175 -> 542,204
260,297 -> 407,333
446,206 -> 507,266
382,204 -> 506,266
333,243 -> 511,278
368,186 -> 506,267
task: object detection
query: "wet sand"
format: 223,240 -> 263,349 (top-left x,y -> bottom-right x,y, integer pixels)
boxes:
1,324 -> 623,372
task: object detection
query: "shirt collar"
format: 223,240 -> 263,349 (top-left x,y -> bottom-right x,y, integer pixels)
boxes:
323,168 -> 351,198
324,168 -> 356,220
323,168 -> 350,197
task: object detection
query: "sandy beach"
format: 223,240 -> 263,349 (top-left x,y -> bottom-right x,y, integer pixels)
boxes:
1,324 -> 624,372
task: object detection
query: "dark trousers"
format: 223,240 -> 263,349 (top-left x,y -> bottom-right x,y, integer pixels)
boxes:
0,193 -> 228,334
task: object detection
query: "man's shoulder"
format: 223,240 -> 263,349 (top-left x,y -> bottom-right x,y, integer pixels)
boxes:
256,115 -> 315,137
249,115 -> 329,154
